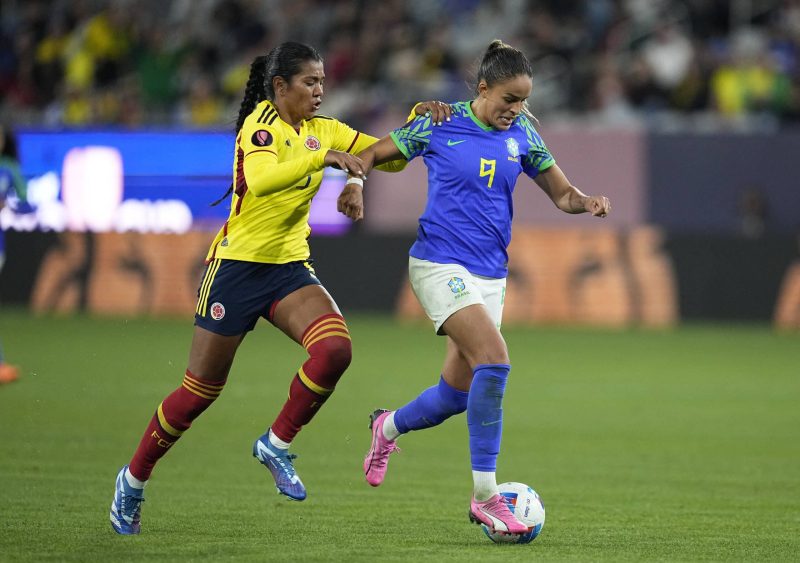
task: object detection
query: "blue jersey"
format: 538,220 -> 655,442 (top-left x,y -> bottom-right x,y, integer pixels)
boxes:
390,101 -> 555,278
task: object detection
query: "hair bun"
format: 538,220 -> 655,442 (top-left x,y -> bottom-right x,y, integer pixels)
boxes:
487,39 -> 507,52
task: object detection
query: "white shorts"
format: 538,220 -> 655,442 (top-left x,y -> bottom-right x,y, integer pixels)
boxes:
408,256 -> 506,334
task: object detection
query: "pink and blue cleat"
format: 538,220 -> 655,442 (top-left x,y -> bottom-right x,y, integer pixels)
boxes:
469,494 -> 529,534
364,409 -> 400,486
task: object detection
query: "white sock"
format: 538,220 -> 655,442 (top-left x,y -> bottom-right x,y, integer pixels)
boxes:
472,470 -> 499,501
125,468 -> 147,489
268,428 -> 291,450
382,411 -> 401,441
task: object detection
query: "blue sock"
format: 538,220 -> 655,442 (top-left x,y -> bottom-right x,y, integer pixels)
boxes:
467,364 -> 510,472
394,375 -> 469,434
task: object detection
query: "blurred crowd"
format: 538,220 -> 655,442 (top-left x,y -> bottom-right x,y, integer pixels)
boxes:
1,0 -> 800,130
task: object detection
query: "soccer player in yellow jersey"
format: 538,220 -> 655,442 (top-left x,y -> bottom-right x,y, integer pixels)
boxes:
109,41 -> 453,535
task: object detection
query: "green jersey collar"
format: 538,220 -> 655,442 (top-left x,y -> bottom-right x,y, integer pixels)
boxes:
466,101 -> 494,131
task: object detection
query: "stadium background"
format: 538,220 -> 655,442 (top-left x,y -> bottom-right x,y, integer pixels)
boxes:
1,1 -> 799,561
0,0 -> 799,325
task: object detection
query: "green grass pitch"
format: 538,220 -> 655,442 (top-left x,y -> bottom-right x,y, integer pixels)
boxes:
1,309 -> 798,561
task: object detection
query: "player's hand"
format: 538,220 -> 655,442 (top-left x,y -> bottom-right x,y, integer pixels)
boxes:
586,196 -> 611,218
325,150 -> 367,179
414,100 -> 452,126
337,181 -> 364,221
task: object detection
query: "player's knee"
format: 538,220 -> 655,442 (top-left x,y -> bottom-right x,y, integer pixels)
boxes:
307,336 -> 352,387
468,343 -> 509,368
321,336 -> 352,374
454,326 -> 509,367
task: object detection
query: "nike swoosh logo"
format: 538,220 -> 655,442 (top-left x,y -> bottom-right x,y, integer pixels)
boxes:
447,139 -> 466,146
481,420 -> 502,426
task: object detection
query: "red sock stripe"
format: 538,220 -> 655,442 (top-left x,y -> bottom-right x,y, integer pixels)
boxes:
129,373 -> 225,481
304,326 -> 350,349
182,370 -> 227,400
301,314 -> 349,349
156,402 -> 185,436
300,313 -> 346,342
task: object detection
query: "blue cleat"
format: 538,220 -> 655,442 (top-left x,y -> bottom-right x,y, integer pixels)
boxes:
253,431 -> 307,501
110,465 -> 144,535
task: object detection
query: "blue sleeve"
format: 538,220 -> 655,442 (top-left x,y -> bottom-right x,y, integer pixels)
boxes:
389,115 -> 434,161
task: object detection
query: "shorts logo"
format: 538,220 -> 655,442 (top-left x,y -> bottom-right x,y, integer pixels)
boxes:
252,130 -> 273,147
304,135 -> 321,151
210,302 -> 226,320
448,277 -> 466,294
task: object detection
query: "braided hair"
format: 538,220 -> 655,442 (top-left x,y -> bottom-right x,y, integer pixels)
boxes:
234,56 -> 268,134
213,42 -> 323,205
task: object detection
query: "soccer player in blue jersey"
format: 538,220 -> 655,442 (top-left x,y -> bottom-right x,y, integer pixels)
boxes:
338,40 -> 611,535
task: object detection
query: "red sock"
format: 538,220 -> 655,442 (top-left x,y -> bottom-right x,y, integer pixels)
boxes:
128,370 -> 226,481
270,314 -> 351,442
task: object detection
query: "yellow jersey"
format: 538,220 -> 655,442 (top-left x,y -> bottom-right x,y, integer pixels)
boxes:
206,100 -> 404,263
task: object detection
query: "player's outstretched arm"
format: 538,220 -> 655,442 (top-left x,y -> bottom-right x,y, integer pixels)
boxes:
369,101 -> 451,173
337,136 -> 404,221
324,150 -> 367,178
534,164 -> 611,217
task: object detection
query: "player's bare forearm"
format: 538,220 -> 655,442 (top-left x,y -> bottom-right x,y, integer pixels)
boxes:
560,187 -> 590,214
534,164 -> 611,217
558,186 -> 611,217
360,136 -> 404,172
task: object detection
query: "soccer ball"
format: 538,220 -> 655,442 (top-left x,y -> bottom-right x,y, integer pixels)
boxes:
481,482 -> 545,544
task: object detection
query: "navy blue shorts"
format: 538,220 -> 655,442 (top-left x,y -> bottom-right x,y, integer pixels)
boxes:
194,259 -> 322,336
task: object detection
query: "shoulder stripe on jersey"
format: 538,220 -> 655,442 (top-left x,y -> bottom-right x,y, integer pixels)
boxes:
245,149 -> 277,157
267,112 -> 278,125
257,105 -> 271,123
259,107 -> 276,124
346,132 -> 360,153
309,115 -> 334,121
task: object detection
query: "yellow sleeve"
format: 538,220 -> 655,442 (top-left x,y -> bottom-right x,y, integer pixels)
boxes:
240,111 -> 327,197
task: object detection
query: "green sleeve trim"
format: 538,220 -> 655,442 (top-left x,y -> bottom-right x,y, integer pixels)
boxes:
389,131 -> 412,160
0,156 -> 28,199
